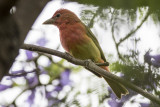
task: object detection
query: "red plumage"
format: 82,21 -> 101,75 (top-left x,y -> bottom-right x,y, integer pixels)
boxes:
43,9 -> 129,99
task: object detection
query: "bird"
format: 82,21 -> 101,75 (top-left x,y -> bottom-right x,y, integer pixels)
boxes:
43,9 -> 128,99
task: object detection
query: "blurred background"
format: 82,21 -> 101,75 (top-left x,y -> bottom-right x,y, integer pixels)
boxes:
0,0 -> 160,107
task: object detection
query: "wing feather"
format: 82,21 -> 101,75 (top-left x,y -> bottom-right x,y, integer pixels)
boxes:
83,23 -> 107,62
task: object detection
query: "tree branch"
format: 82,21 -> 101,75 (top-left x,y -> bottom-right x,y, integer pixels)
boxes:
117,10 -> 150,46
110,9 -> 150,60
8,71 -> 35,77
110,9 -> 124,60
21,44 -> 160,105
87,7 -> 102,28
0,0 -> 50,81
111,16 -> 123,59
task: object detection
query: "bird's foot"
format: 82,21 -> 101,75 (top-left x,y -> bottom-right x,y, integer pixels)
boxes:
84,59 -> 92,68
95,61 -> 109,66
84,59 -> 102,77
65,52 -> 72,57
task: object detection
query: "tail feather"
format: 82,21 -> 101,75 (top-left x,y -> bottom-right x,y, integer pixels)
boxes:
101,65 -> 129,98
95,59 -> 128,98
104,77 -> 129,99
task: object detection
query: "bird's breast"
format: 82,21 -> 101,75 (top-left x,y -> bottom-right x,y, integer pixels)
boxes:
59,24 -> 86,52
59,25 -> 101,61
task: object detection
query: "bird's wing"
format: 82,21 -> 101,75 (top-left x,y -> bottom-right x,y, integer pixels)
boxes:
83,23 -> 107,62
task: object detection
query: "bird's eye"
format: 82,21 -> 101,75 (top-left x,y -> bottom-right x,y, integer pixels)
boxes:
56,13 -> 61,18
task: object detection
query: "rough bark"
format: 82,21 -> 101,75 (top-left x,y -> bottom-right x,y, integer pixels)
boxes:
0,0 -> 50,81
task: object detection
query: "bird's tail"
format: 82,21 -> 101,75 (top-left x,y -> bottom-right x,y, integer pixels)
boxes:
99,60 -> 129,99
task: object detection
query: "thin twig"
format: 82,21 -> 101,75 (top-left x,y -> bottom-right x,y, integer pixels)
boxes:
110,9 -> 150,60
117,10 -> 150,46
87,7 -> 102,28
21,44 -> 160,105
110,9 -> 123,59
110,10 -> 117,44
8,71 -> 35,77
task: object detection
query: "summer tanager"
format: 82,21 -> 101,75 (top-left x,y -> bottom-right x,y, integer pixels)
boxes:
43,9 -> 128,98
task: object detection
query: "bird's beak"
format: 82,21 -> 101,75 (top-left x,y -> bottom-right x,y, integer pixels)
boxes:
43,18 -> 55,24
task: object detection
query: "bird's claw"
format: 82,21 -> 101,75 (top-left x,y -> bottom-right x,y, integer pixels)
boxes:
84,59 -> 102,77
96,61 -> 109,66
84,59 -> 92,68
65,52 -> 72,57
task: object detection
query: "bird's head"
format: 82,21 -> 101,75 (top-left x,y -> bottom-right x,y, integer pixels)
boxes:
43,9 -> 80,27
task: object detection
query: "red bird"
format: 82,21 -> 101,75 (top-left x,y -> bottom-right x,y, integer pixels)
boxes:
43,9 -> 128,98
